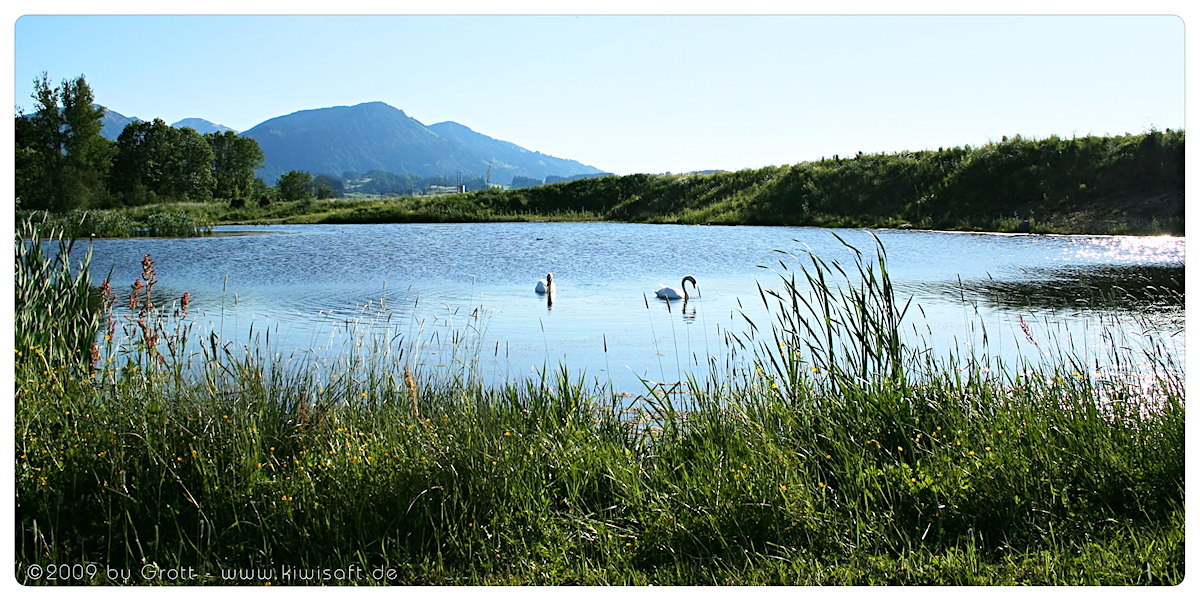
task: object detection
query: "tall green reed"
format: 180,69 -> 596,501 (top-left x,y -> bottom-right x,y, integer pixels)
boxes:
731,232 -> 911,404
14,215 -> 109,380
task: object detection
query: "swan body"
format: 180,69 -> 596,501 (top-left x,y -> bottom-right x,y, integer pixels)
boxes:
655,275 -> 697,300
535,272 -> 554,294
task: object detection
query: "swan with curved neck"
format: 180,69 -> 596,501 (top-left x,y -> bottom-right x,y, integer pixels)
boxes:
535,272 -> 554,294
655,275 -> 697,300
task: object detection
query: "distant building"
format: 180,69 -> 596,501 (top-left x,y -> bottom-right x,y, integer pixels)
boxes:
425,184 -> 468,195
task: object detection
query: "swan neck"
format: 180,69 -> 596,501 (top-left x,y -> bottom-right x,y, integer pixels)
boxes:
681,276 -> 696,298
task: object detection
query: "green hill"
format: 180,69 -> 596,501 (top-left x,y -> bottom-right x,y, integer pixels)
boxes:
423,130 -> 1183,235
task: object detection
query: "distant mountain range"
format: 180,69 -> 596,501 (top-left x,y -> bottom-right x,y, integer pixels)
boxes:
98,101 -> 607,186
99,109 -> 233,140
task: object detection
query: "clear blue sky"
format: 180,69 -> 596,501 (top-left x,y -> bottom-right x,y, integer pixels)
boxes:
7,6 -> 1189,176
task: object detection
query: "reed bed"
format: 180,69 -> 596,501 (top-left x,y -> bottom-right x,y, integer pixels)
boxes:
16,209 -> 213,238
13,221 -> 1184,585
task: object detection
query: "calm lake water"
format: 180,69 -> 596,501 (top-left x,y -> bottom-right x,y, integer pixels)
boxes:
77,222 -> 1184,392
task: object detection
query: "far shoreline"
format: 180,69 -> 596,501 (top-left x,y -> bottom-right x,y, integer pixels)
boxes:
209,215 -> 1185,239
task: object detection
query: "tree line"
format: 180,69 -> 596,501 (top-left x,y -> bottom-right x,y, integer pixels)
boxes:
14,74 -> 339,212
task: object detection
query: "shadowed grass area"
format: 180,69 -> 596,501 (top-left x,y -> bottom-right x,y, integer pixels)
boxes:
13,222 -> 1183,585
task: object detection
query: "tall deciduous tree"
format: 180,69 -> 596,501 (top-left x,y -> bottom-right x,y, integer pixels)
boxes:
15,73 -> 110,210
172,127 -> 215,202
60,78 -> 109,179
110,119 -> 172,204
206,131 -> 265,205
276,170 -> 314,202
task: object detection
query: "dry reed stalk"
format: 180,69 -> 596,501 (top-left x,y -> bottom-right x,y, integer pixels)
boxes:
404,365 -> 419,418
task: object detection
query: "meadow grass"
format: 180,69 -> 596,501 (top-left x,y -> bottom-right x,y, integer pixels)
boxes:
13,222 -> 1184,585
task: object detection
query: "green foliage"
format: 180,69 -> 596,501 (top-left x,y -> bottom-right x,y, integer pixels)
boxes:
13,215 -> 109,379
142,211 -> 214,237
109,119 -> 216,204
277,170 -> 315,202
206,130 -> 265,205
16,209 -> 212,238
15,75 -> 271,210
15,73 -> 111,211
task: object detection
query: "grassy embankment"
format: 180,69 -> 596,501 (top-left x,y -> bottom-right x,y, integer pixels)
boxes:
26,130 -> 1185,237
14,216 -> 1184,585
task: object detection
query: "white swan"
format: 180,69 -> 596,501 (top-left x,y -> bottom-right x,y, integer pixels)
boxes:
655,275 -> 697,300
535,272 -> 554,294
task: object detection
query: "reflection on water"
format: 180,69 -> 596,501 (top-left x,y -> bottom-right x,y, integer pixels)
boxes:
69,223 -> 1185,392
653,297 -> 699,323
918,263 -> 1184,315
